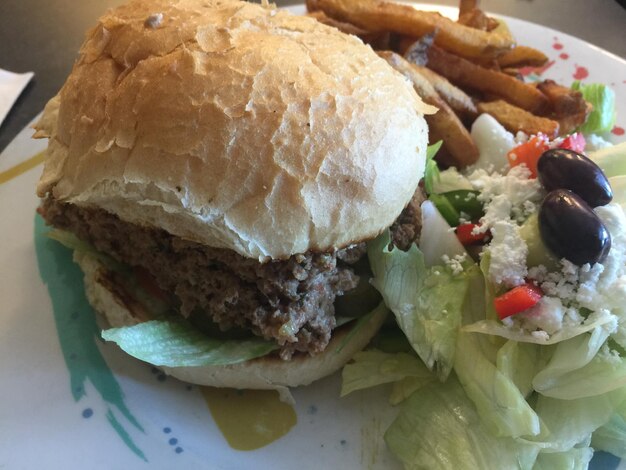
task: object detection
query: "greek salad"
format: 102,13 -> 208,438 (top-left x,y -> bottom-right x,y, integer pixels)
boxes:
342,81 -> 626,468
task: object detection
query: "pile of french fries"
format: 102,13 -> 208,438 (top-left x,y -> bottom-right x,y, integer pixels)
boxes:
306,0 -> 591,168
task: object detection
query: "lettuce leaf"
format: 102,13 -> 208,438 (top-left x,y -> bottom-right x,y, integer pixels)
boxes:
462,309 -> 617,345
528,389 -> 626,453
384,376 -> 540,470
533,447 -> 593,470
335,301 -> 389,353
340,349 -> 434,398
534,353 -> 626,400
609,175 -> 626,210
571,81 -> 616,134
102,319 -> 278,367
423,140 -> 443,195
589,142 -> 626,178
591,400 -> 626,459
367,231 -> 474,381
452,266 -> 540,438
389,376 -> 430,405
496,340 -> 547,399
431,168 -> 474,194
532,326 -> 626,399
455,330 -> 541,438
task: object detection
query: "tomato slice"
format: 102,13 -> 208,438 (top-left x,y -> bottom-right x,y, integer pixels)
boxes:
494,283 -> 543,319
455,223 -> 489,245
558,132 -> 586,153
507,134 -> 550,178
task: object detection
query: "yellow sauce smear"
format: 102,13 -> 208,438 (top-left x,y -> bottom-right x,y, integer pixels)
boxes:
201,387 -> 297,451
0,151 -> 45,185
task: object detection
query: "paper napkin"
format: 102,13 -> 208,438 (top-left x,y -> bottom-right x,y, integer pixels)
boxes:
0,69 -> 34,128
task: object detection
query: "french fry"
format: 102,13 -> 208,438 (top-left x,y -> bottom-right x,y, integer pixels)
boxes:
458,10 -> 499,31
536,79 -> 589,117
378,51 -> 479,167
536,79 -> 591,134
402,31 -> 435,65
307,10 -> 370,36
307,10 -> 390,47
314,0 -> 515,60
458,0 -> 499,33
425,45 -> 550,114
411,66 -> 477,117
477,100 -> 560,138
497,46 -> 549,68
458,0 -> 478,17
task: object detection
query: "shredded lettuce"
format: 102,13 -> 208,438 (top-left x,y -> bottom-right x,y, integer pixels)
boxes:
102,319 -> 278,367
454,329 -> 541,438
452,257 -> 541,439
335,301 -> 389,353
609,175 -> 626,210
591,400 -> 626,459
462,309 -> 617,345
589,142 -> 626,178
534,353 -> 626,400
384,376 -> 540,470
431,167 -> 474,194
496,340 -> 546,399
389,376 -> 430,405
102,297 -> 390,370
571,81 -> 616,134
533,447 -> 593,470
340,349 -> 434,398
423,141 -> 443,195
367,231 -> 474,381
531,326 -> 626,399
528,389 -> 626,453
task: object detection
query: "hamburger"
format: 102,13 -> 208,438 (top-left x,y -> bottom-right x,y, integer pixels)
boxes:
34,0 -> 433,393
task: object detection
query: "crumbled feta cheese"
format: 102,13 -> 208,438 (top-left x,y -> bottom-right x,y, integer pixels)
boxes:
517,296 -> 566,335
597,343 -> 622,365
487,220 -> 528,286
458,133 -> 625,342
442,253 -> 467,275
467,165 -> 543,228
528,204 -> 626,317
531,330 -> 550,341
514,131 -> 529,144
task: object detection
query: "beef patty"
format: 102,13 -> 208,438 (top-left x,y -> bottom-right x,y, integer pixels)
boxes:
40,190 -> 423,359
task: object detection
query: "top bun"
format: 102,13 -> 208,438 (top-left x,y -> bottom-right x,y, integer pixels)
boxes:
35,0 -> 433,260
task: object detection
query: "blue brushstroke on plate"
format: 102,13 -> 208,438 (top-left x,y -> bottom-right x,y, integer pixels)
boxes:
34,214 -> 147,462
591,452 -> 620,470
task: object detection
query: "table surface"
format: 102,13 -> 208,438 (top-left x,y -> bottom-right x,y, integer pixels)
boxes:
1,0 -> 625,154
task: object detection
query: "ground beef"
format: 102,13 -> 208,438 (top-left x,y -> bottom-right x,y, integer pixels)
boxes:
40,186 -> 423,359
390,186 -> 426,251
40,198 -> 359,359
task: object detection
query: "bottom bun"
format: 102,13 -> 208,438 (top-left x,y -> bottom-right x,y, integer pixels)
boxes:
74,250 -> 387,401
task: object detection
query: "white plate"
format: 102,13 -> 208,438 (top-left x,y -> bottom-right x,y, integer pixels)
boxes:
1,4 -> 625,470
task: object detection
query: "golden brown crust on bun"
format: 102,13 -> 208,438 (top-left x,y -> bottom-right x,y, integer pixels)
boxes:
35,0 -> 433,260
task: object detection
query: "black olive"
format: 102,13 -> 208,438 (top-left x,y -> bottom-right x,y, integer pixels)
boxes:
539,189 -> 611,266
537,148 -> 613,207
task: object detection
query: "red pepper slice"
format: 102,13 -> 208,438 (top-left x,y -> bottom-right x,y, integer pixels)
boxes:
455,223 -> 489,245
494,283 -> 543,320
507,134 -> 550,178
558,132 -> 586,154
